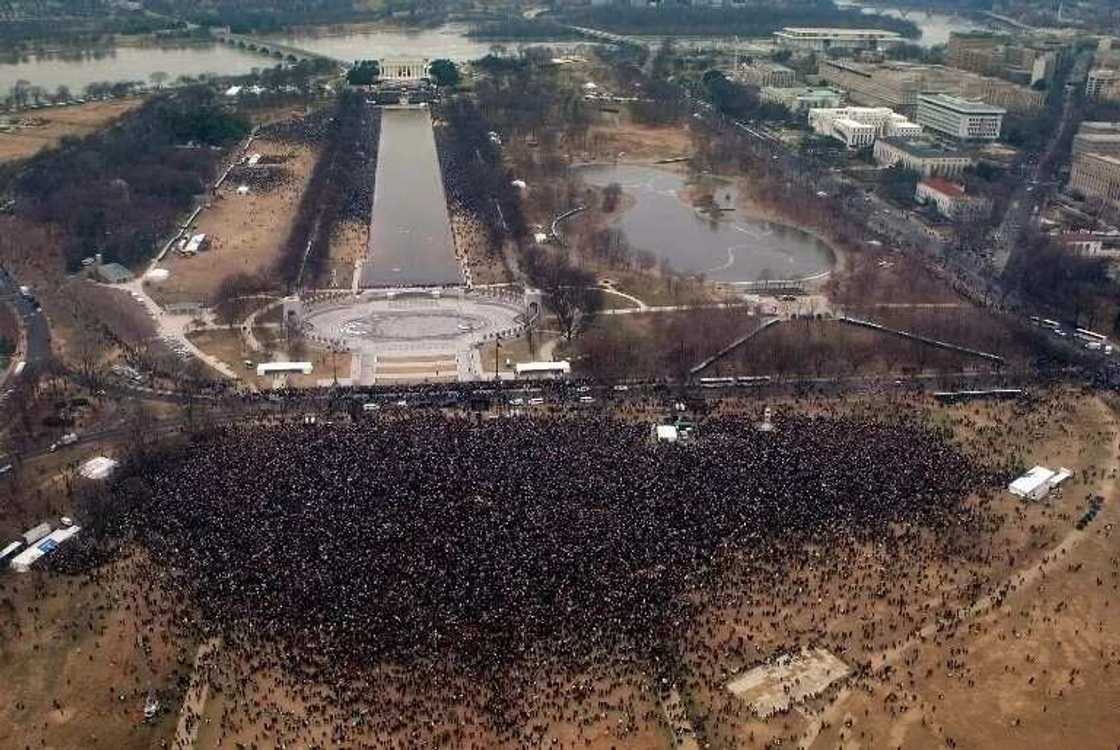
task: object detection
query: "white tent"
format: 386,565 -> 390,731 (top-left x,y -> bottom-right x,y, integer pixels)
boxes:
655,425 -> 679,443
80,456 -> 118,480
11,526 -> 80,573
257,361 -> 313,376
1008,466 -> 1056,500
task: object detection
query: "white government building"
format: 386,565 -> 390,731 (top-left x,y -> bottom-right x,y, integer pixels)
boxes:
916,93 -> 1005,141
773,27 -> 904,52
809,106 -> 922,148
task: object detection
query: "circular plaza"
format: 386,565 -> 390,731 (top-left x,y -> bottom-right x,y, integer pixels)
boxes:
295,289 -> 530,384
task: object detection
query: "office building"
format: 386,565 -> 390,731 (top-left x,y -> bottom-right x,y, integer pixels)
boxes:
759,87 -> 845,113
736,61 -> 797,89
1087,69 -> 1120,101
1072,122 -> 1120,159
1069,151 -> 1120,209
820,59 -> 1044,116
809,106 -> 921,147
873,138 -> 975,178
916,94 -> 1004,141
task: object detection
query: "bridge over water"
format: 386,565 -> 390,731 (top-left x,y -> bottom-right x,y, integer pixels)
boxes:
211,29 -> 343,65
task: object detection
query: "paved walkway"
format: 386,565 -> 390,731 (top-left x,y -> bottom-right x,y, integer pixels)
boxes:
116,278 -> 238,379
173,637 -> 221,750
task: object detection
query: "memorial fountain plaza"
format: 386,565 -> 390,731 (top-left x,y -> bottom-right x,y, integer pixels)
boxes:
286,287 -> 532,384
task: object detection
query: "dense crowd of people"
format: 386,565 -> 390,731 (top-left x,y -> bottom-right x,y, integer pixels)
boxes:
35,396 -> 1117,748
66,412 -> 997,666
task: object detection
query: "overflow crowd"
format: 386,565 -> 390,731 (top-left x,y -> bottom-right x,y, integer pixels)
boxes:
49,410 -> 1011,746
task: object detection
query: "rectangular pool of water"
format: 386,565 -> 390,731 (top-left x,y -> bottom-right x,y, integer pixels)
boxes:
361,107 -> 461,287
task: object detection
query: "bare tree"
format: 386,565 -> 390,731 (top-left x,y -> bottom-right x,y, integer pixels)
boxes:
533,254 -> 601,341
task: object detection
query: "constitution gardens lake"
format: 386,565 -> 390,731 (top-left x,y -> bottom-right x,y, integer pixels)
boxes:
577,164 -> 835,284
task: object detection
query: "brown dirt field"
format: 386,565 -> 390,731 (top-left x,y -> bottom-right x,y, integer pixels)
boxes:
186,328 -> 350,389
584,121 -> 694,163
479,329 -> 561,374
710,318 -> 996,379
0,99 -> 143,163
145,137 -> 318,307
0,552 -> 195,750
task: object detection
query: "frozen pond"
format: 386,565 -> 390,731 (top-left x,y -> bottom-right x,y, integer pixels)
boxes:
361,107 -> 460,288
578,165 -> 834,284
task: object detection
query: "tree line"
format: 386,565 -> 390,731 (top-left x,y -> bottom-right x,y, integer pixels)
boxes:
5,87 -> 250,271
434,95 -> 527,246
276,91 -> 379,290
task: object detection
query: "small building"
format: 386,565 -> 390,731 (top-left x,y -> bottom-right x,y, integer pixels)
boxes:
760,86 -> 845,113
915,178 -> 992,220
1008,465 -> 1070,501
94,263 -> 134,284
20,522 -> 52,547
256,361 -> 313,377
653,424 -> 679,443
181,233 -> 209,255
514,361 -> 571,379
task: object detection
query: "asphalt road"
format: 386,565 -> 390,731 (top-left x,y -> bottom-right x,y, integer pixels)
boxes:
0,266 -> 51,380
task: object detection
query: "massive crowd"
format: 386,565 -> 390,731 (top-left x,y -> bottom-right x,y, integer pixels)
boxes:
56,412 -> 1004,738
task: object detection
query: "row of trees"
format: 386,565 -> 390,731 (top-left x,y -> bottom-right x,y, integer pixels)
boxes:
700,69 -> 789,123
435,95 -> 527,245
0,13 -> 182,48
276,91 -> 379,289
1004,231 -> 1118,334
145,0 -> 391,35
6,87 -> 250,271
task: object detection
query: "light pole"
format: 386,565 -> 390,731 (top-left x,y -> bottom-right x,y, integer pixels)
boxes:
494,334 -> 502,381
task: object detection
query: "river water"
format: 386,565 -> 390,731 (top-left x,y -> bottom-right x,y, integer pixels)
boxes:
834,2 -> 989,47
263,22 -> 593,63
0,43 -> 265,97
578,165 -> 834,284
1,24 -> 589,96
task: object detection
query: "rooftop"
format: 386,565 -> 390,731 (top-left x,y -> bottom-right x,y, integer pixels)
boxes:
918,93 -> 1007,115
94,262 -> 134,283
1078,152 -> 1120,167
780,28 -> 902,37
920,177 -> 966,197
1080,121 -> 1120,134
879,137 -> 964,159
